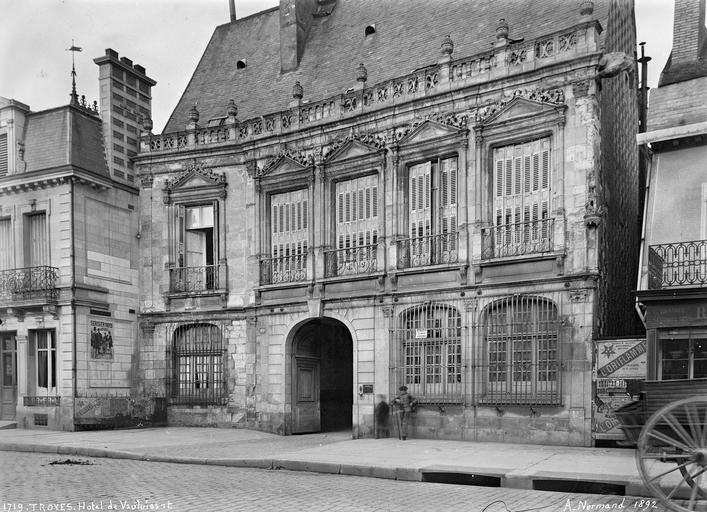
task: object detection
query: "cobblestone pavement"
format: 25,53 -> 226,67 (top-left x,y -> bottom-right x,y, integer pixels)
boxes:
0,452 -> 668,512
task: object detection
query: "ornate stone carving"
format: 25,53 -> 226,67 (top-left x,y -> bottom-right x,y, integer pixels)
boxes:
569,288 -> 591,303
356,63 -> 368,83
260,148 -> 314,175
441,34 -> 454,56
393,110 -> 468,142
165,162 -> 226,192
382,306 -> 394,318
139,173 -> 153,189
474,88 -> 565,123
322,131 -> 386,161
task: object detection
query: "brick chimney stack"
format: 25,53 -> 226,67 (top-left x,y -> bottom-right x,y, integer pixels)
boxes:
672,0 -> 706,65
280,0 -> 317,73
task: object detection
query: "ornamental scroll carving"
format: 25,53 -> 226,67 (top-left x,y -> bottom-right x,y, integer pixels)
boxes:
259,148 -> 315,176
164,162 -> 226,192
393,110 -> 468,142
322,131 -> 386,161
474,88 -> 565,123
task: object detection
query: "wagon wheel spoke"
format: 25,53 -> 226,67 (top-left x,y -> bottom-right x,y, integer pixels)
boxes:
685,402 -> 702,448
648,429 -> 694,454
688,470 -> 703,510
701,407 -> 707,447
664,412 -> 699,450
640,453 -> 692,460
666,467 -> 691,501
648,460 -> 692,483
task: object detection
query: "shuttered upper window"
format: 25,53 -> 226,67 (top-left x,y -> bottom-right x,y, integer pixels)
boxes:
0,134 -> 8,177
493,138 -> 550,232
336,175 -> 378,251
271,189 -> 308,261
408,156 -> 457,240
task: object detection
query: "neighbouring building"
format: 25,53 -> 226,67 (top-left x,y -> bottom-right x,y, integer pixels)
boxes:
636,0 -> 707,382
134,0 -> 641,446
0,51 -> 156,430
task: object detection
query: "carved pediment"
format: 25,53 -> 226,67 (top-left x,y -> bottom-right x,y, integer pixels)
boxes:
396,119 -> 462,147
323,132 -> 386,163
258,153 -> 312,177
480,97 -> 562,125
165,162 -> 225,192
475,88 -> 565,125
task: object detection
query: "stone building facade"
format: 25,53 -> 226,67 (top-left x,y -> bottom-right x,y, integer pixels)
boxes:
0,52 -> 155,430
135,0 -> 641,446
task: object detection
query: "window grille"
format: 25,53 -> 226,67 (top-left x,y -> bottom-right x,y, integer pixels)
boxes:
480,296 -> 560,405
167,323 -> 226,406
392,303 -> 463,403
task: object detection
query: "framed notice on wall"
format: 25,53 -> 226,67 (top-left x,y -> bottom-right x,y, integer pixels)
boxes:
90,319 -> 114,359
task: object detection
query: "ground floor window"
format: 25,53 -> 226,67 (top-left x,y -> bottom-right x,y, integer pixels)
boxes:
169,323 -> 226,405
395,303 -> 463,403
30,329 -> 56,394
659,330 -> 707,380
481,296 -> 560,405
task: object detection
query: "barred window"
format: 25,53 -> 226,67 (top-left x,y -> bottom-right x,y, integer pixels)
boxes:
482,296 -> 560,405
170,323 -> 226,405
395,303 -> 463,403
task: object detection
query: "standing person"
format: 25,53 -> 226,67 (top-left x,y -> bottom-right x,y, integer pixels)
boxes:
374,394 -> 390,439
393,385 -> 417,440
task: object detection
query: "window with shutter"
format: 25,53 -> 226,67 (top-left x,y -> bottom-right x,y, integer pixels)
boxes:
270,189 -> 309,282
332,175 -> 379,276
403,156 -> 458,267
0,218 -> 11,271
0,134 -> 8,177
490,138 -> 551,258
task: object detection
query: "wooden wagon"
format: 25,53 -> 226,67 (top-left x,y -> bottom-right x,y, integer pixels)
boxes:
615,378 -> 707,511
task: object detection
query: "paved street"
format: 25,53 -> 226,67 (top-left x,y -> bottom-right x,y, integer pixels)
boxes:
0,452 -> 666,512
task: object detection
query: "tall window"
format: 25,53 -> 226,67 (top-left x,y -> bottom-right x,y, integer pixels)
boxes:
0,218 -> 11,271
405,156 -> 457,267
397,303 -> 462,402
332,175 -> 378,275
25,212 -> 48,267
270,189 -> 308,283
659,332 -> 707,380
171,203 -> 219,292
482,296 -> 559,405
171,323 -> 225,405
0,133 -> 7,177
491,138 -> 551,257
31,330 -> 56,394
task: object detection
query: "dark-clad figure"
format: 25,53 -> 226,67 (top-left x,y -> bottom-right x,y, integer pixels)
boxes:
393,385 -> 418,440
374,394 -> 390,439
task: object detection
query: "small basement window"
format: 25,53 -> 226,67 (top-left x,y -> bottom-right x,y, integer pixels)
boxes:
365,24 -> 376,37
237,59 -> 247,69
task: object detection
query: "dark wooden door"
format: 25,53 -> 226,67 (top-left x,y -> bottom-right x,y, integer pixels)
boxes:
0,333 -> 17,420
292,357 -> 320,433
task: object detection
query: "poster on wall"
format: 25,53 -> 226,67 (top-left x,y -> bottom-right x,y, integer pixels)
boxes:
90,319 -> 114,359
593,338 -> 647,440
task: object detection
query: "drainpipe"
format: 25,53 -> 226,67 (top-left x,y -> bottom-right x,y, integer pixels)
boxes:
635,43 -> 651,330
71,178 -> 77,423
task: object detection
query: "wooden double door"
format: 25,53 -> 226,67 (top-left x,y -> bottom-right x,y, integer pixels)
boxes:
291,320 -> 352,434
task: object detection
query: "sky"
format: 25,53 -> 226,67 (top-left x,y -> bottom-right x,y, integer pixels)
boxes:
0,0 -> 676,134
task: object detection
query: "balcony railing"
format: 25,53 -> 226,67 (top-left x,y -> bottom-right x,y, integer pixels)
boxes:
481,218 -> 554,259
397,233 -> 458,269
478,361 -> 561,406
324,244 -> 378,278
648,240 -> 707,289
169,263 -> 226,294
0,266 -> 58,306
259,254 -> 307,285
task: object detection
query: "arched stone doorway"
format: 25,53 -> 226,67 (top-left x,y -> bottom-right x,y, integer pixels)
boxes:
291,318 -> 353,434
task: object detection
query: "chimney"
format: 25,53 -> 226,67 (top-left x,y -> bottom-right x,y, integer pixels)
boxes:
229,0 -> 236,22
671,0 -> 706,65
280,0 -> 317,73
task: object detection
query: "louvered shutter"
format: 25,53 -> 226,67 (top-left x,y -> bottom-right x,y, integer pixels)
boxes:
0,134 -> 7,177
440,157 -> 457,251
271,189 -> 309,266
409,162 -> 431,240
335,175 -> 379,265
27,213 -> 48,267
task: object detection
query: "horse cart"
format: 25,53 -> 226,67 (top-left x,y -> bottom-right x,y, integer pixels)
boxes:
616,378 -> 707,511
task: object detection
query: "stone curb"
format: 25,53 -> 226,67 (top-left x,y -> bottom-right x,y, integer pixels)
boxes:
0,443 -> 652,497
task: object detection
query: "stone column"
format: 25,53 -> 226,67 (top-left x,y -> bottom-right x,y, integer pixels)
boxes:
457,136 -> 469,265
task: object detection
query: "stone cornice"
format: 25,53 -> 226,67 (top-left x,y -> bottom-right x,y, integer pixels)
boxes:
0,167 -> 114,196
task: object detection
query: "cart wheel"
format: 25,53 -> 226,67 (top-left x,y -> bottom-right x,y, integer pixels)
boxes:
637,396 -> 707,511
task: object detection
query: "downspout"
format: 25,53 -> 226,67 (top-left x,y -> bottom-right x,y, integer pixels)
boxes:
635,43 -> 652,330
71,177 -> 77,422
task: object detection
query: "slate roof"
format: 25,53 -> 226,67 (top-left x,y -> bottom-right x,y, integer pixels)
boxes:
164,0 -> 612,134
24,106 -> 108,175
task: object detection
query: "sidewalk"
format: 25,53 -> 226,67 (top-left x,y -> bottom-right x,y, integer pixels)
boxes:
0,426 -> 649,496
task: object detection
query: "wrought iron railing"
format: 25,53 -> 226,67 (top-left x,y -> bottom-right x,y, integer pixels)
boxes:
397,233 -> 458,268
169,263 -> 225,293
648,240 -> 707,288
324,244 -> 378,278
478,362 -> 561,405
0,266 -> 58,305
259,254 -> 307,285
481,218 -> 554,259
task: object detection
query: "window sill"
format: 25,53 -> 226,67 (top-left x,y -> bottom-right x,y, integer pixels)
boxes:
256,281 -> 310,292
165,288 -> 227,299
320,271 -> 384,285
478,250 -> 564,267
478,396 -> 562,407
396,262 -> 466,276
